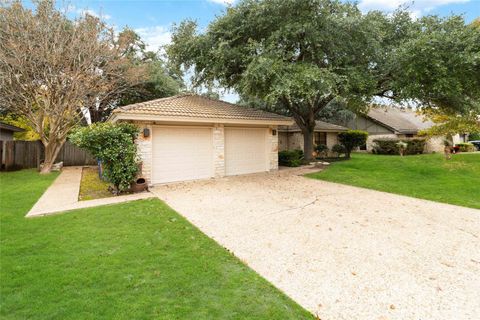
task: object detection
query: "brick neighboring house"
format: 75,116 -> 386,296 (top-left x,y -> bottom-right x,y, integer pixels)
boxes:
109,94 -> 292,185
346,107 -> 468,153
278,120 -> 348,155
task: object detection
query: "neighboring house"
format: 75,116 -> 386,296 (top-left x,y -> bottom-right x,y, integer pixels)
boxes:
0,121 -> 24,166
346,107 -> 468,153
109,94 -> 292,184
278,120 -> 348,154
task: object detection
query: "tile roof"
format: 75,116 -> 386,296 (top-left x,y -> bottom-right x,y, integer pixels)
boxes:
112,94 -> 291,122
366,107 -> 434,134
279,120 -> 348,132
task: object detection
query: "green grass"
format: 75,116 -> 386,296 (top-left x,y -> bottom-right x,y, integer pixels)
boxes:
78,166 -> 114,201
0,170 -> 312,319
307,153 -> 480,209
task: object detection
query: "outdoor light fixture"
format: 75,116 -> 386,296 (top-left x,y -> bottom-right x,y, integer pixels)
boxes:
143,128 -> 150,138
272,129 -> 277,136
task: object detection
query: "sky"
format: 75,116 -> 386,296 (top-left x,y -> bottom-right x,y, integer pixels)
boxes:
25,0 -> 480,102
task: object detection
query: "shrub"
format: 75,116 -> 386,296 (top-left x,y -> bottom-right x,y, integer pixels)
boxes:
278,149 -> 304,167
373,138 -> 426,155
396,141 -> 408,156
315,144 -> 329,158
70,123 -> 139,193
338,130 -> 368,158
456,142 -> 475,152
331,144 -> 346,157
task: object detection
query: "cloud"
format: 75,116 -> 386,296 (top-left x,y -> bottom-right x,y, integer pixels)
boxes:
358,0 -> 470,16
208,0 -> 235,5
77,8 -> 112,20
134,26 -> 172,53
65,5 -> 111,20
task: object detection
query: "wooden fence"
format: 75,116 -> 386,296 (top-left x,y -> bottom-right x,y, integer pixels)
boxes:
2,140 -> 96,170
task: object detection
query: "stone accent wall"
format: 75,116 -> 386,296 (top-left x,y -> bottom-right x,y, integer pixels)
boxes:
268,127 -> 279,170
135,123 -> 153,184
425,135 -> 445,153
213,125 -> 225,177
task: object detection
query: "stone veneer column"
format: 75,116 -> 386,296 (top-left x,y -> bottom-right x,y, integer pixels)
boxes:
268,126 -> 279,170
136,123 -> 153,184
213,124 -> 225,177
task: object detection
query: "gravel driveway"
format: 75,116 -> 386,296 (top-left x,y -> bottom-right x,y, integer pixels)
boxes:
151,167 -> 480,320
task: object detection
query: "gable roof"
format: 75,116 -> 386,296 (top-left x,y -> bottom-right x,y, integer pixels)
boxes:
110,94 -> 292,125
0,121 -> 24,133
279,120 -> 348,132
365,107 -> 434,134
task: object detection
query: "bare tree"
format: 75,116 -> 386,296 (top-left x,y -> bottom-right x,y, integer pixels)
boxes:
0,0 -> 145,173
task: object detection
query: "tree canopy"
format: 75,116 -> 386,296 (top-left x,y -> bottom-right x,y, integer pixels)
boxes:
168,0 -> 480,159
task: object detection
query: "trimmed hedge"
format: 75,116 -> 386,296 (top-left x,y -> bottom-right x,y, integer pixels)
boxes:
279,149 -> 304,167
372,138 -> 426,155
456,142 -> 476,152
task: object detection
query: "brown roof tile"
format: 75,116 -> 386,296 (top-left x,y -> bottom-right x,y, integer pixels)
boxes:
112,94 -> 291,122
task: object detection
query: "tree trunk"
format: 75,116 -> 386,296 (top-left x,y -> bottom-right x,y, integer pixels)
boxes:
302,127 -> 315,162
40,140 -> 64,174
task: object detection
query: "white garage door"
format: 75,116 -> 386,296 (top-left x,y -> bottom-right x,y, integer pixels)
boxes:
225,128 -> 268,176
152,127 -> 213,184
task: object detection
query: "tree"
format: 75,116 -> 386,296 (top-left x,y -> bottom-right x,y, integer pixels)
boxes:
89,29 -> 182,122
167,0 -> 411,161
70,123 -> 139,194
0,1 -> 144,172
167,0 -> 479,160
392,15 -> 480,116
338,130 -> 368,159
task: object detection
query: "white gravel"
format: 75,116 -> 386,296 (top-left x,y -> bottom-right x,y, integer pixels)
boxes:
151,167 -> 480,320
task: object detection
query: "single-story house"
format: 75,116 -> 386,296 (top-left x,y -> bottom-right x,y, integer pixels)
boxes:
0,121 -> 24,166
109,94 -> 292,184
346,106 -> 468,153
278,121 -> 348,154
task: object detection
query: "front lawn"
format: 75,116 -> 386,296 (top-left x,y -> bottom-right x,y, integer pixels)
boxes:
0,170 -> 312,319
307,153 -> 480,209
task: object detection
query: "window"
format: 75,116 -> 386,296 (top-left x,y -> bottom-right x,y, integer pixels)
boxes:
314,132 -> 327,145
405,134 -> 414,138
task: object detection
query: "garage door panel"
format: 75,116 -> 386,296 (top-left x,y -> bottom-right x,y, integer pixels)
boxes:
152,127 -> 213,184
225,128 -> 267,176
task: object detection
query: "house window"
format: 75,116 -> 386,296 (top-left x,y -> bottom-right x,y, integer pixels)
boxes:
314,132 -> 327,145
405,134 -> 414,138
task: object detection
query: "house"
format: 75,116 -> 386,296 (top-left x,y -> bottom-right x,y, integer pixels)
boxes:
278,121 -> 348,153
109,94 -> 292,184
346,106 -> 468,153
0,121 -> 24,167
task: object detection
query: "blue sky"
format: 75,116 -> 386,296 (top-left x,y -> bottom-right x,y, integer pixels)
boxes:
26,0 -> 480,101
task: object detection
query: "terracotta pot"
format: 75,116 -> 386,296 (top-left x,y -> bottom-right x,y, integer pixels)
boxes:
131,177 -> 148,193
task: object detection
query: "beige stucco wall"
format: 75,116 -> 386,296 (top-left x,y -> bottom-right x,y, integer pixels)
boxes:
134,122 -> 278,184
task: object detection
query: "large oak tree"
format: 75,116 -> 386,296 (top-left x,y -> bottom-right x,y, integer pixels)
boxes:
168,0 -> 479,160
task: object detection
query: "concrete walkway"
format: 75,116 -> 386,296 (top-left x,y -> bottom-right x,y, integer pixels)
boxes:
151,168 -> 480,320
27,166 -> 154,217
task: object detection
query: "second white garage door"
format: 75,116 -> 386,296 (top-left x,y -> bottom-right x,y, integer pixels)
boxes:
152,127 -> 213,184
225,128 -> 268,176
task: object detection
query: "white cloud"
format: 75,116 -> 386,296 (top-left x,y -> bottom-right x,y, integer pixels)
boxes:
77,8 -> 111,20
134,26 -> 172,53
358,0 -> 470,16
65,5 -> 111,20
208,0 -> 235,5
